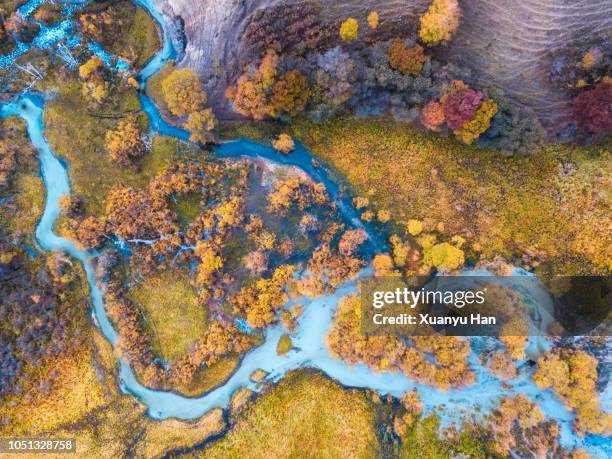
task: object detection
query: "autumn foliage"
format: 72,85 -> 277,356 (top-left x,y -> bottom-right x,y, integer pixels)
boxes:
161,68 -> 208,117
232,265 -> 294,328
339,17 -> 359,41
168,322 -> 251,386
184,108 -> 217,144
388,40 -> 430,76
574,81 -> 612,134
226,50 -> 311,120
442,85 -> 484,130
272,133 -> 295,153
419,0 -> 461,46
271,70 -> 311,116
454,99 -> 498,144
487,395 -> 560,456
327,296 -> 475,390
420,101 -> 445,131
106,297 -> 152,366
367,11 -> 379,30
534,349 -> 611,435
105,117 -> 146,167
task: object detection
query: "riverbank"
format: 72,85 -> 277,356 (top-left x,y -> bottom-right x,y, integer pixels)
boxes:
0,0 -> 610,457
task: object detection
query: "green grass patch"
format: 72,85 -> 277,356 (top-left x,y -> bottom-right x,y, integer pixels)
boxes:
169,193 -> 202,226
400,414 -> 449,459
204,370 -> 380,458
146,62 -> 174,118
43,73 -> 179,215
109,5 -> 161,70
218,120 -> 281,144
276,334 -> 293,355
130,270 -> 206,364
173,355 -> 241,397
9,173 -> 44,235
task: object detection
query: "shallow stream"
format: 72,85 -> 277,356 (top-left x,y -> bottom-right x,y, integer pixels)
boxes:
0,0 -> 609,455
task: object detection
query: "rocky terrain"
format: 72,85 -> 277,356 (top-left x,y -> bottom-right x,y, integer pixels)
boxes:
155,0 -> 612,136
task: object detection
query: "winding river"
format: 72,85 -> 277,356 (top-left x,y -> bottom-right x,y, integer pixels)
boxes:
1,0 -> 610,456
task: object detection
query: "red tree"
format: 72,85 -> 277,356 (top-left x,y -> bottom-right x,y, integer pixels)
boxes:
443,88 -> 483,130
574,82 -> 612,134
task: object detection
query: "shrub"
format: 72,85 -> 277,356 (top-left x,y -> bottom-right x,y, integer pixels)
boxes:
338,229 -> 367,256
353,196 -> 369,209
161,69 -> 207,117
276,334 -> 293,355
243,250 -> 268,275
373,254 -> 395,276
534,349 -> 610,435
78,57 -> 102,80
82,80 -> 109,104
419,0 -> 461,46
75,216 -> 107,249
377,209 -> 391,222
339,17 -> 358,41
477,99 -> 545,154
388,39 -> 430,76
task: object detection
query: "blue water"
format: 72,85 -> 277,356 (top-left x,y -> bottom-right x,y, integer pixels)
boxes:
0,0 -> 609,456
87,42 -> 130,72
17,0 -> 47,19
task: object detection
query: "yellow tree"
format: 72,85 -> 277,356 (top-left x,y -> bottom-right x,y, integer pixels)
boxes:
454,99 -> 498,144
272,133 -> 295,153
105,117 -> 146,167
339,17 -> 359,41
184,108 -> 217,144
161,68 -> 208,117
419,0 -> 461,46
367,11 -> 379,30
428,242 -> 464,272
